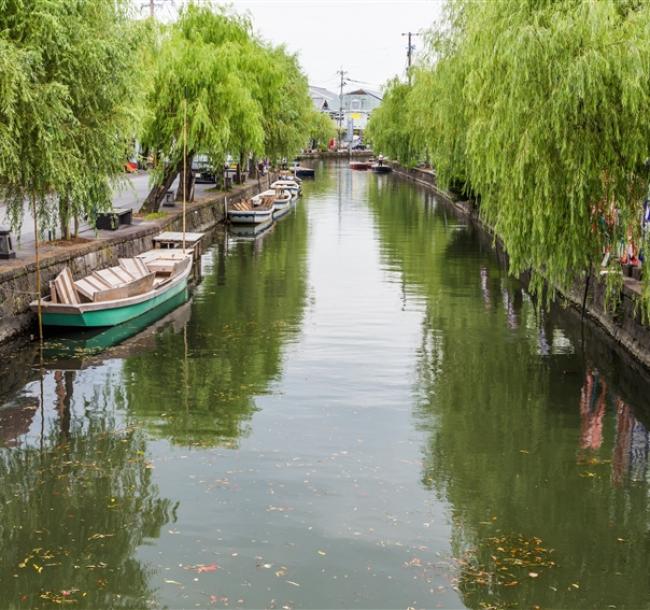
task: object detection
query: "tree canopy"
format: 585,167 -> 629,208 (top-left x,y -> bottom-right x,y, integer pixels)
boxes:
0,0 -> 319,224
367,0 -> 650,308
0,0 -> 143,237
140,3 -> 318,211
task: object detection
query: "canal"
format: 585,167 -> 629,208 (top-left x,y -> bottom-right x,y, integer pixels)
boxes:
1,162 -> 650,609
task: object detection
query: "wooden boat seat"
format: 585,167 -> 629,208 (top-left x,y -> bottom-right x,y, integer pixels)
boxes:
75,272 -> 155,302
144,257 -> 186,276
53,268 -> 79,305
93,268 -> 125,287
119,257 -> 149,279
231,201 -> 252,211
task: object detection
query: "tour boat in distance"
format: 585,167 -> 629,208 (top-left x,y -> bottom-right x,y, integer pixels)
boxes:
291,165 -> 315,178
30,250 -> 193,327
371,163 -> 392,174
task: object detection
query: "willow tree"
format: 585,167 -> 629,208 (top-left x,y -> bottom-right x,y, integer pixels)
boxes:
366,78 -> 425,167
255,45 -> 315,162
416,0 -> 650,306
140,4 -> 265,211
307,110 -> 336,151
0,0 -> 141,239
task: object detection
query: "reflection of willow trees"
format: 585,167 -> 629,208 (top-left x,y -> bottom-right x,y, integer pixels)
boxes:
122,201 -> 308,447
368,180 -> 650,609
0,376 -> 173,609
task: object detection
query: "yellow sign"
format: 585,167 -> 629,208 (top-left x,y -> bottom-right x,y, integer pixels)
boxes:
351,113 -> 361,120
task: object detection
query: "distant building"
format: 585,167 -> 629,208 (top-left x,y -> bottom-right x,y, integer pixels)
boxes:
309,85 -> 340,115
341,89 -> 382,141
309,84 -> 383,144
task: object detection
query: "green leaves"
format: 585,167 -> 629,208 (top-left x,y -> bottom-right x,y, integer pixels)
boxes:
141,3 -> 314,189
369,0 -> 650,308
0,0 -> 142,235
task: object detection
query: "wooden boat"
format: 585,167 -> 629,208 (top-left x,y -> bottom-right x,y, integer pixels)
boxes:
271,179 -> 301,198
350,160 -> 371,170
280,170 -> 302,183
228,194 -> 275,224
41,288 -> 190,367
270,189 -> 293,219
292,165 -> 315,178
371,163 -> 392,174
30,250 -> 193,328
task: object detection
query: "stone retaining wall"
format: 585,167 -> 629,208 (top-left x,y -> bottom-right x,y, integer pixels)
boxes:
0,178 -> 269,344
390,162 -> 650,371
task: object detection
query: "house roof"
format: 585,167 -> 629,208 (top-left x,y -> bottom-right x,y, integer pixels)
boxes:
309,85 -> 340,111
344,88 -> 383,100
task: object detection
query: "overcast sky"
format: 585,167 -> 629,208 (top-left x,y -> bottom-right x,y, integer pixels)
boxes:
154,0 -> 444,92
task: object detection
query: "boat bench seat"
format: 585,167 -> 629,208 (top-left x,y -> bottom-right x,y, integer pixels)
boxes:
75,272 -> 155,302
144,258 -> 186,277
93,266 -> 133,287
52,268 -> 79,305
231,201 -> 252,211
119,257 -> 149,279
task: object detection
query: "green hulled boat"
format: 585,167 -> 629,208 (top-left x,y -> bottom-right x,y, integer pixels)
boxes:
31,251 -> 193,328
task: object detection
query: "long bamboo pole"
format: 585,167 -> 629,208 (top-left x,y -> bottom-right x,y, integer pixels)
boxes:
32,196 -> 43,348
182,98 -> 187,253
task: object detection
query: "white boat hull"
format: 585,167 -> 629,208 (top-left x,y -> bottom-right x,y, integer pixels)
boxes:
227,209 -> 274,225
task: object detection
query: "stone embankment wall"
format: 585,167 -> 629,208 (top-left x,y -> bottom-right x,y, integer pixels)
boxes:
0,178 -> 269,344
390,162 -> 650,371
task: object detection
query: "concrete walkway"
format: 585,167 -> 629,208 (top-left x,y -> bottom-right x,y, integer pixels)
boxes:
0,172 -> 215,256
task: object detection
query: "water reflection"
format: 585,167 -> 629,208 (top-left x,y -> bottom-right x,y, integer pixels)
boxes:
579,369 -> 607,454
0,374 -> 173,609
368,175 -> 650,609
121,200 -> 308,447
2,165 -> 650,608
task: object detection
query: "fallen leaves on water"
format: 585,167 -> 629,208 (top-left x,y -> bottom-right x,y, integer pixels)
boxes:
39,589 -> 85,605
87,533 -> 114,541
448,533 -> 557,593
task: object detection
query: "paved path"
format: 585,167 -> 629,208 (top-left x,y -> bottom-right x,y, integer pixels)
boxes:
0,173 -> 214,255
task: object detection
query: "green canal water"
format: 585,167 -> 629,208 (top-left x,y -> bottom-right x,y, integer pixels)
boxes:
2,163 -> 650,609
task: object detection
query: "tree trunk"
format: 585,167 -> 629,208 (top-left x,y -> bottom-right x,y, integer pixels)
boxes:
175,153 -> 195,202
141,159 -> 183,213
236,152 -> 244,184
59,197 -> 71,241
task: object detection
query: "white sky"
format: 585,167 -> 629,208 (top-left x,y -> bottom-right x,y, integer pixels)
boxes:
152,0 -> 445,92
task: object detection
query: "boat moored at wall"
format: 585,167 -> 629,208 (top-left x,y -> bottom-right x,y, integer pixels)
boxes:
30,250 -> 194,328
228,194 -> 275,225
271,179 -> 301,198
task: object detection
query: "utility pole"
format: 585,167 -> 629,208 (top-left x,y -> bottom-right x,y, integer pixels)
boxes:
141,0 -> 170,19
401,32 -> 420,84
337,68 -> 347,151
